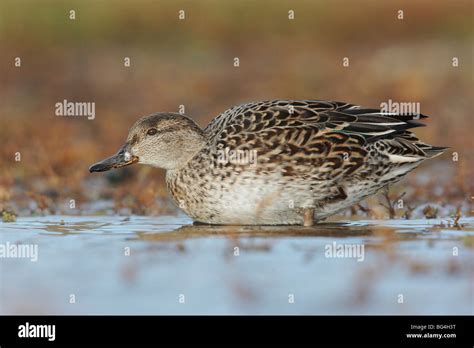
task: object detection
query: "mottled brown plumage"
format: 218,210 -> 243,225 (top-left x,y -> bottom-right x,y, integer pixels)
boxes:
90,100 -> 446,225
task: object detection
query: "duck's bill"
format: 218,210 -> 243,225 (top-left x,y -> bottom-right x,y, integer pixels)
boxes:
89,145 -> 139,173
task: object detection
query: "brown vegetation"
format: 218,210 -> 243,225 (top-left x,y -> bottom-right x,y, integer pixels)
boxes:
0,0 -> 472,218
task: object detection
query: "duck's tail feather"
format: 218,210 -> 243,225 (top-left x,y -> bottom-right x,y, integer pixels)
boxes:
422,145 -> 449,158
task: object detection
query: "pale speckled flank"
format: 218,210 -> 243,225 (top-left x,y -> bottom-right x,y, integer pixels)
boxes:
90,100 -> 446,225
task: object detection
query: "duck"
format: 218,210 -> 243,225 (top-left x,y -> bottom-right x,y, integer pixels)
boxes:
89,100 -> 446,226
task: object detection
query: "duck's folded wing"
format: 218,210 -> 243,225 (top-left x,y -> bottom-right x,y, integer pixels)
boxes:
205,100 -> 445,177
208,99 -> 436,143
206,100 -> 427,142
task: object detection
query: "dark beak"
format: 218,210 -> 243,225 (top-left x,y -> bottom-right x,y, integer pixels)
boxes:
89,143 -> 139,173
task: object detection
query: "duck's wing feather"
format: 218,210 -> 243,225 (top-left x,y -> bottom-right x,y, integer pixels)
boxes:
205,100 -> 426,141
205,100 -> 441,154
202,100 -> 447,182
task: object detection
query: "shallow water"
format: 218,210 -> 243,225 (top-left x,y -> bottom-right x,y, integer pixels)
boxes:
1,215 -> 473,314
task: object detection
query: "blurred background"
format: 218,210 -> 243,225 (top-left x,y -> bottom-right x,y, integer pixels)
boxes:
0,0 -> 472,218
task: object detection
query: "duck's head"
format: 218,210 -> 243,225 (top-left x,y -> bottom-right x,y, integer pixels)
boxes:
89,112 -> 206,172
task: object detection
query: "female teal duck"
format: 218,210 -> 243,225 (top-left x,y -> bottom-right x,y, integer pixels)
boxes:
89,100 -> 446,226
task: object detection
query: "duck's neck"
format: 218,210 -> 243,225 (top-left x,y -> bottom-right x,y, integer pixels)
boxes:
158,126 -> 207,174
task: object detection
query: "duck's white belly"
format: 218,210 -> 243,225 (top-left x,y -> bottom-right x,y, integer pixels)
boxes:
202,179 -> 310,225
167,170 -> 307,224
167,170 -> 353,225
166,163 -> 415,225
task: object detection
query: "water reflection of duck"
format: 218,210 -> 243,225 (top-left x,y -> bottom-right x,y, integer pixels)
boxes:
135,223 -> 377,241
89,100 -> 446,226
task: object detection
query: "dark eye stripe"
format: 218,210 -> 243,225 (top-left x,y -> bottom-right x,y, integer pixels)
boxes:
147,128 -> 157,136
130,134 -> 139,145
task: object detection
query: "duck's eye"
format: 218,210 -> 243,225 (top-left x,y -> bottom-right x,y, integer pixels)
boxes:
147,128 -> 157,136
